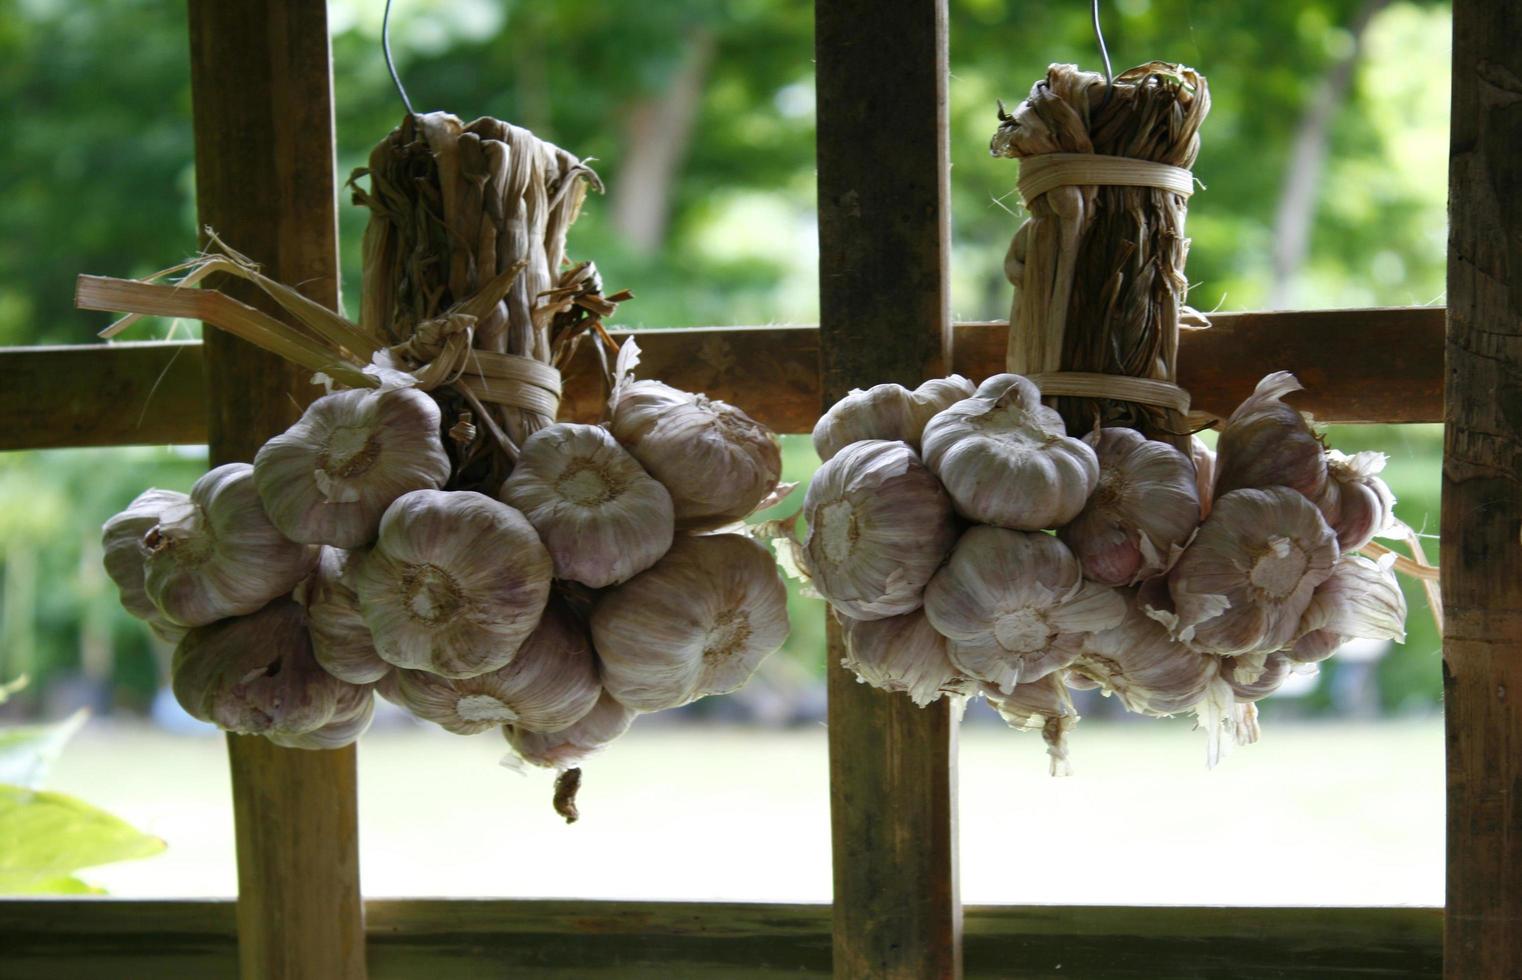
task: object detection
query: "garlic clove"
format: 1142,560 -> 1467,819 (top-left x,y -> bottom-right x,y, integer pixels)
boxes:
1314,450 -> 1397,552
303,546 -> 391,684
924,525 -> 1125,694
254,387 -> 451,548
840,609 -> 976,706
984,672 -> 1079,776
144,463 -> 318,628
592,533 -> 790,712
500,422 -> 674,588
1220,651 -> 1292,702
921,373 -> 1098,530
801,439 -> 959,620
1290,552 -> 1407,663
356,489 -> 552,678
610,380 -> 782,531
1191,436 -> 1217,520
102,488 -> 192,642
504,688 -> 635,771
1213,372 -> 1327,502
1070,596 -> 1216,717
812,375 -> 976,463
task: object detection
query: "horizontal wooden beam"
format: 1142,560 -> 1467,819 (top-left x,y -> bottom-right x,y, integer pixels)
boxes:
0,899 -> 1441,979
0,307 -> 1443,451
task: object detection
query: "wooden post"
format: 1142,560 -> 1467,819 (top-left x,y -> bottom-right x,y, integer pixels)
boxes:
815,2 -> 960,977
1443,0 -> 1522,975
187,2 -> 365,977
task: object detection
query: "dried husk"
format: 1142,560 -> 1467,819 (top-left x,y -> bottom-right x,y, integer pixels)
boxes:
985,673 -> 1080,776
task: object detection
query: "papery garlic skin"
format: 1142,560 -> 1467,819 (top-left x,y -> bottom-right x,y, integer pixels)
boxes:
1291,553 -> 1407,663
985,673 -> 1080,776
1220,651 -> 1292,702
500,423 -> 674,588
144,463 -> 317,628
357,489 -> 552,678
921,373 -> 1098,530
304,546 -> 391,684
924,526 -> 1125,693
382,600 -> 600,735
254,387 -> 451,548
1070,598 -> 1215,717
1164,487 -> 1339,657
1315,450 -> 1397,551
812,375 -> 976,463
1060,428 -> 1200,586
505,689 -> 635,771
592,533 -> 789,712
841,609 -> 976,707
270,691 -> 376,750
801,439 -> 958,620
610,380 -> 782,531
102,488 -> 191,643
1191,437 -> 1217,519
1213,372 -> 1327,501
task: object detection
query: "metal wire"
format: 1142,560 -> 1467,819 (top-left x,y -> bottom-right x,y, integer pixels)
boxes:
383,0 -> 417,118
1092,0 -> 1115,111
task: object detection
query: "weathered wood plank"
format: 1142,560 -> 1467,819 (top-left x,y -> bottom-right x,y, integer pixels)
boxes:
1442,0 -> 1522,975
815,0 -> 960,977
186,1 -> 365,978
0,900 -> 1443,979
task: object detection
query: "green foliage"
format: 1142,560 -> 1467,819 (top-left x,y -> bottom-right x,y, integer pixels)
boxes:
0,784 -> 165,894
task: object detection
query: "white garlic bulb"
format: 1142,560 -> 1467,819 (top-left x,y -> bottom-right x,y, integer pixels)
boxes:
812,375 -> 976,462
921,373 -> 1098,530
381,599 -> 601,735
1314,450 -> 1397,551
144,463 -> 317,628
840,610 -> 976,707
1070,599 -> 1216,717
254,387 -> 451,548
500,422 -> 674,588
505,689 -> 635,771
303,546 -> 390,684
592,533 -> 789,712
356,489 -> 552,678
1191,436 -> 1217,519
801,439 -> 958,620
924,526 -> 1126,693
1162,487 -> 1338,657
1220,652 -> 1292,702
1059,428 -> 1200,586
985,673 -> 1079,776
1291,553 -> 1407,663
1213,372 -> 1327,502
102,488 -> 191,642
610,380 -> 782,530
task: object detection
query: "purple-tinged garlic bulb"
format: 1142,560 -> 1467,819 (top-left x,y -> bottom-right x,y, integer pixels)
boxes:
254,387 -> 451,548
1191,436 -> 1217,519
1060,428 -> 1201,586
356,490 -> 551,678
1291,553 -> 1407,663
610,380 -> 782,531
985,673 -> 1080,776
1314,450 -> 1397,551
1070,598 -> 1215,717
303,547 -> 390,684
801,439 -> 958,620
381,600 -> 600,735
1212,372 -> 1327,501
924,526 -> 1125,693
270,691 -> 376,750
144,463 -> 317,628
1220,652 -> 1292,702
921,373 -> 1098,530
1162,487 -> 1338,657
102,488 -> 191,643
504,689 -> 635,771
840,610 -> 976,707
500,422 -> 674,588
593,533 -> 789,712
812,375 -> 976,462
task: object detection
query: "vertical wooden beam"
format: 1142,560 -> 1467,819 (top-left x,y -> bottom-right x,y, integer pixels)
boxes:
1443,0 -> 1522,975
815,2 -> 960,978
187,2 -> 365,978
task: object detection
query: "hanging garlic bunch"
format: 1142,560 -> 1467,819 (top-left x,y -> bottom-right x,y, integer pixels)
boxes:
143,463 -> 317,628
1291,553 -> 1408,663
811,375 -> 975,462
985,673 -> 1079,776
924,526 -> 1125,693
1213,372 -> 1327,501
592,533 -> 789,712
921,373 -> 1098,530
356,489 -> 552,678
500,422 -> 674,588
1059,427 -> 1200,585
302,546 -> 390,684
253,387 -> 452,548
101,488 -> 191,643
1314,450 -> 1398,551
801,439 -> 959,620
1069,598 -> 1216,717
840,610 -> 976,707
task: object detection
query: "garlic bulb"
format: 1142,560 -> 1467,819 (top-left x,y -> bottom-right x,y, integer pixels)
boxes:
840,609 -> 976,707
171,597 -> 368,746
1291,553 -> 1407,663
500,422 -> 673,588
1070,599 -> 1215,717
505,689 -> 635,771
1213,372 -> 1327,501
356,489 -> 552,678
1314,450 -> 1397,551
610,380 -> 782,530
985,673 -> 1079,776
144,463 -> 317,628
801,439 -> 958,620
921,373 -> 1098,530
269,692 -> 376,750
102,488 -> 191,642
1220,651 -> 1292,702
254,387 -> 451,548
1059,428 -> 1200,586
812,375 -> 976,462
924,526 -> 1126,693
592,533 -> 789,712
303,546 -> 390,684
1191,436 -> 1217,519
381,599 -> 600,735
1162,487 -> 1338,656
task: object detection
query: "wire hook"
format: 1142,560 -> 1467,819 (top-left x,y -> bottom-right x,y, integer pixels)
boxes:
1092,0 -> 1115,112
383,0 -> 417,118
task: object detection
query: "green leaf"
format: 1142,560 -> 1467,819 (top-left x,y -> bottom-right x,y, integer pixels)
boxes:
0,784 -> 164,895
0,674 -> 27,705
0,872 -> 103,896
0,708 -> 89,788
